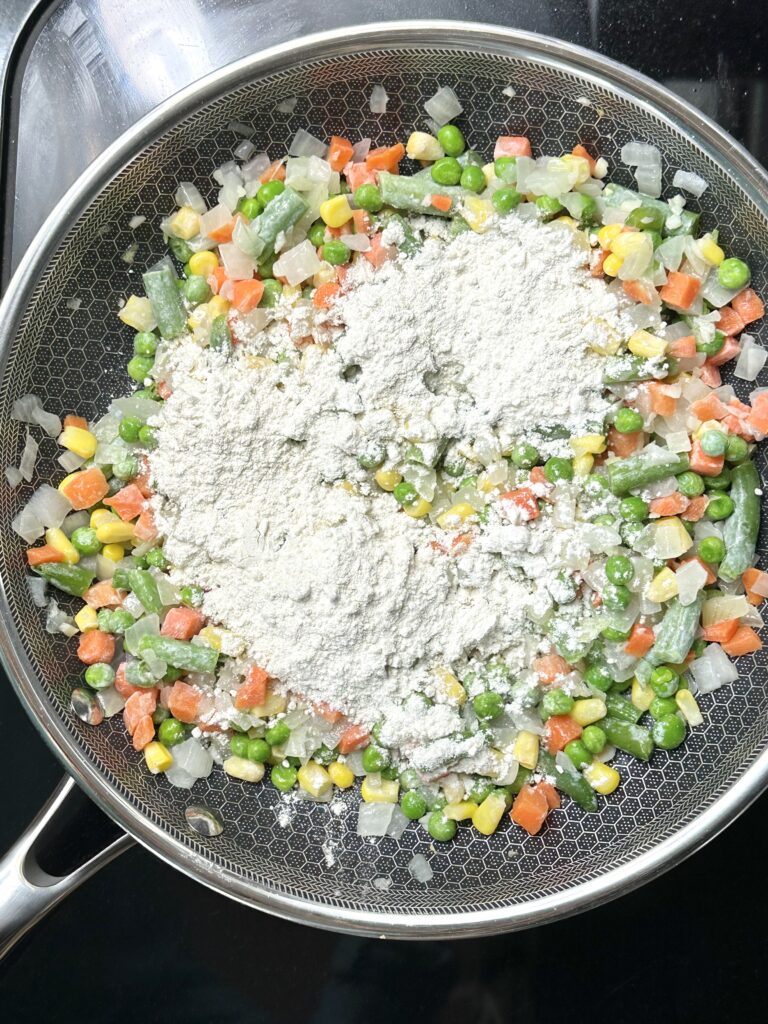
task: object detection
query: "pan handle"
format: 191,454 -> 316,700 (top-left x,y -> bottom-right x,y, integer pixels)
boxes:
0,777 -> 133,958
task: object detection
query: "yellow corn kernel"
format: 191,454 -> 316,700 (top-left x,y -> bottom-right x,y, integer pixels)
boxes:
553,215 -> 578,230
297,761 -> 332,799
90,508 -> 116,528
251,692 -> 288,718
58,472 -> 80,496
573,453 -> 594,477
588,317 -> 622,356
335,479 -> 358,496
59,425 -> 98,460
101,543 -> 125,562
603,252 -> 623,277
245,354 -> 274,370
597,223 -> 623,250
224,755 -> 265,783
144,741 -> 174,775
169,205 -> 201,240
570,698 -> 607,726
95,521 -> 136,545
361,772 -> 400,804
570,434 -> 606,456
561,153 -> 591,184
472,792 -> 507,835
646,566 -> 679,603
188,250 -> 219,277
197,625 -> 222,651
118,295 -> 156,332
374,469 -> 402,492
320,195 -> 353,228
74,606 -> 99,632
698,236 -> 725,266
45,527 -> 79,565
405,131 -> 444,161
207,294 -> 230,318
481,162 -> 496,186
403,498 -> 432,518
631,677 -> 656,712
693,418 -> 726,440
461,196 -> 494,233
675,689 -> 704,727
583,759 -> 620,795
627,330 -> 667,359
313,261 -> 337,287
611,230 -> 648,258
435,666 -> 467,707
328,761 -> 355,789
436,502 -> 477,530
187,304 -> 209,331
513,730 -> 539,770
444,800 -> 478,821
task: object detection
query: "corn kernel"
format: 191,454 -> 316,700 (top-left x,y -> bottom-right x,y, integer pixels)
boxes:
472,792 -> 507,835
481,162 -> 496,186
361,772 -> 400,803
611,230 -> 648,258
588,317 -> 622,356
631,677 -> 655,712
335,479 -> 358,496
435,666 -> 467,707
597,223 -> 623,250
207,295 -> 230,318
224,755 -> 265,783
553,215 -> 578,229
59,426 -> 98,459
118,295 -> 156,332
169,205 -> 200,241
144,741 -> 174,775
320,195 -> 353,228
461,195 -> 494,233
405,131 -> 444,162
646,566 -> 679,603
698,236 -> 725,266
251,692 -> 288,717
188,251 -> 219,277
403,498 -> 432,518
374,469 -> 402,492
444,800 -> 478,821
101,543 -> 125,562
570,434 -> 606,456
328,761 -> 355,789
693,418 -> 727,440
313,261 -> 337,287
561,153 -> 591,184
436,502 -> 477,530
583,760 -> 620,795
90,508 -> 116,528
45,527 -> 79,564
297,761 -> 332,799
570,698 -> 607,726
513,730 -> 539,770
675,688 -> 703,727
627,330 -> 667,359
74,606 -> 99,632
197,625 -> 222,651
603,252 -> 623,277
95,521 -> 136,544
573,453 -> 594,477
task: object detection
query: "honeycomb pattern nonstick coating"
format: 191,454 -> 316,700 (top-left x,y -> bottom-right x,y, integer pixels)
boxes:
2,39 -> 767,930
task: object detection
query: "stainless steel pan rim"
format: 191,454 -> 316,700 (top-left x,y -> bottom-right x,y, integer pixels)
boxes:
2,20 -> 768,939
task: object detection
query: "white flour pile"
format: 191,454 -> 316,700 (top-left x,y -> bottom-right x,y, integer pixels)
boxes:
150,217 -> 633,771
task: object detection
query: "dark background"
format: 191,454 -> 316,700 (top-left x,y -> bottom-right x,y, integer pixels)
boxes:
1,1 -> 767,1020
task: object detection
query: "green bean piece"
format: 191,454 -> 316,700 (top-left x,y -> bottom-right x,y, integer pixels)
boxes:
601,717 -> 654,761
137,634 -> 219,674
142,262 -> 186,339
251,187 -> 308,256
128,569 -> 163,614
649,593 -> 705,666
377,171 -> 466,217
33,563 -> 94,597
719,461 -> 760,581
604,691 -> 643,724
606,452 -> 689,495
603,355 -> 670,384
538,750 -> 597,812
209,314 -> 232,354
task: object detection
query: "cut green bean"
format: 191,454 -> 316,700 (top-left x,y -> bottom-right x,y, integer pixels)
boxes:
605,691 -> 643,724
539,751 -> 597,812
377,171 -> 467,217
603,355 -> 671,384
719,461 -> 760,582
137,634 -> 218,673
33,563 -> 95,597
649,593 -> 705,666
128,569 -> 163,615
601,717 -> 654,761
606,452 -> 689,495
251,187 -> 307,255
142,261 -> 186,339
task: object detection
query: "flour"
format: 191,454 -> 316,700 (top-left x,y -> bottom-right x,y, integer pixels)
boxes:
149,217 -> 631,776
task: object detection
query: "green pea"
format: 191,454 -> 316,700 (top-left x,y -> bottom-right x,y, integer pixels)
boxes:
541,689 -> 574,718
118,416 -> 142,443
180,584 -> 204,607
652,714 -> 686,750
84,663 -> 115,690
535,195 -> 564,221
133,332 -> 158,357
619,496 -> 649,521
460,164 -> 486,193
145,547 -> 168,569
706,494 -> 734,520
265,720 -> 290,746
246,738 -> 271,763
353,183 -> 383,213
96,609 -> 115,633
717,257 -> 751,290
427,811 -> 457,842
602,625 -> 631,642
494,157 -> 517,183
649,696 -> 678,720
602,583 -> 631,611
313,744 -> 336,766
585,664 -> 613,692
593,513 -> 617,528
696,330 -> 725,357
138,425 -> 157,449
431,157 -> 462,186
725,435 -> 749,463
707,467 -> 732,490
254,278 -> 281,309
230,733 -> 250,758
436,124 -> 465,156
307,221 -> 327,246
357,443 -> 386,470
393,481 -> 418,506
614,407 -> 644,433
183,274 -> 212,305
650,665 -> 678,698
70,526 -> 101,556
257,180 -> 285,205
133,387 -> 160,402
158,718 -> 186,746
625,205 -> 665,233
399,769 -> 421,791
645,229 -> 663,250
564,738 -> 591,769
605,554 -> 634,585
698,536 -> 725,563
472,691 -> 505,721
321,241 -> 351,266
510,442 -> 540,469
582,724 -> 606,754
677,471 -> 705,498
361,744 -> 390,772
401,790 -> 428,820
127,356 -> 153,383
271,764 -> 298,791
701,430 -> 727,457
236,196 -> 263,220
113,454 -> 139,481
492,187 -> 522,214
543,456 -> 573,483
459,475 -> 478,490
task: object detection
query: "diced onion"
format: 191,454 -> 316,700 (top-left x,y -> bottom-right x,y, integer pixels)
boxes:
219,172 -> 244,214
424,86 -> 463,127
340,233 -> 371,252
128,215 -> 146,230
665,431 -> 691,453
734,335 -> 767,382
276,96 -> 297,114
241,152 -> 271,181
45,599 -> 71,635
96,686 -> 126,718
5,466 -> 22,487
234,139 -> 255,161
272,240 -> 321,285
672,169 -> 708,197
173,738 -> 214,778
57,451 -> 84,473
24,485 -> 72,529
652,517 -> 693,559
351,138 -> 371,163
200,203 -> 233,239
227,120 -> 253,137
288,128 -> 327,159
408,853 -> 434,882
232,218 -> 265,259
11,394 -> 42,423
165,763 -> 197,789
65,297 -> 82,310
357,802 -> 395,836
676,559 -> 708,605
634,165 -> 662,199
700,268 -> 742,309
174,182 -> 207,215
689,643 -> 738,693
747,570 -> 768,599
124,613 -> 160,656
19,432 -> 38,482
110,395 -> 158,422
96,554 -> 117,580
369,84 -> 389,114
621,141 -> 661,166
213,161 -> 240,186
656,235 -> 686,272
26,576 -> 47,607
702,594 -> 750,627
218,242 -> 257,281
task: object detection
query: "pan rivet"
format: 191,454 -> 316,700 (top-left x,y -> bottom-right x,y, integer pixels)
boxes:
185,805 -> 224,837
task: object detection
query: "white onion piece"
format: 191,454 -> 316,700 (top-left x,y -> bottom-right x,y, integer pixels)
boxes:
289,128 -> 327,158
742,604 -> 764,628
635,165 -> 662,198
656,235 -> 686,272
110,395 -> 159,422
12,506 -> 43,543
665,431 -> 691,453
672,169 -> 708,197
344,750 -> 366,776
234,139 -> 255,161
128,215 -> 146,230
65,297 -> 82,310
92,413 -> 120,441
272,240 -> 321,285
96,686 -> 126,718
26,576 -> 47,607
408,854 -> 434,882
219,172 -> 244,214
699,269 -> 742,309
11,394 -> 42,423
651,520 -> 692,560
351,137 -> 371,163
747,570 -> 768,599
676,559 -> 708,606
357,802 -> 395,836
386,805 -> 410,839
218,242 -> 256,281
5,466 -> 22,487
165,763 -> 197,789
594,743 -> 617,763
228,120 -> 252,137
174,182 -> 206,215
241,151 -> 271,181
200,203 -> 232,238
96,554 -> 117,581
702,594 -> 750,626
124,614 -> 160,655
30,407 -> 61,438
212,161 -> 240,186
369,84 -> 389,114
734,335 -> 767,382
45,599 -> 71,634
173,738 -> 214,778
276,96 -> 297,114
18,432 -> 38,482
340,233 -> 371,252
121,592 -> 144,619
57,451 -> 84,474
24,485 -> 72,528
231,218 -> 264,260
690,644 -> 738,693
621,141 -> 661,166
425,86 -> 463,126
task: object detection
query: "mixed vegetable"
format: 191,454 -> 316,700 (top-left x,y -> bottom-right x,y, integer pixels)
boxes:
12,87 -> 768,846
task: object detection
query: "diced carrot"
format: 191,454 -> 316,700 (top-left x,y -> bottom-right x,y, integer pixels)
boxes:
545,714 -> 582,754
64,415 -> 88,430
312,282 -> 341,309
690,394 -> 729,421
161,606 -> 206,640
327,135 -> 354,172
646,382 -> 677,417
747,393 -> 768,435
60,466 -> 110,510
133,509 -> 158,543
259,160 -> 286,184
606,425 -> 644,457
208,266 -> 228,294
343,161 -> 377,190
681,495 -> 708,522
231,278 -> 265,313
352,209 -> 372,234
451,532 -> 473,556
83,581 -> 124,609
494,136 -> 532,159
168,680 -> 201,723
715,305 -> 745,336
207,218 -> 236,244
123,689 -> 157,735
623,279 -> 657,305
533,653 -> 571,685
528,466 -> 550,488
668,335 -> 697,359
677,555 -> 717,586
698,362 -> 722,388
722,625 -> 763,656
429,193 -> 453,213
114,661 -> 142,700
134,458 -> 152,498
499,487 -> 539,521
537,780 -> 561,810
156,381 -> 172,400
104,483 -> 145,522
702,618 -> 741,643
366,143 -> 405,173
732,287 -> 765,325
510,784 -> 550,836
363,232 -> 396,269
314,702 -> 344,724
689,439 -> 724,476
590,248 -> 608,277
729,397 -> 752,419
76,630 -> 115,665
706,335 -> 741,367
234,666 -> 269,710
324,224 -> 350,240
571,143 -> 596,174
132,715 -> 155,751
743,568 -> 768,606
624,622 -> 655,657
649,492 -> 689,517
26,544 -> 65,566
659,271 -> 701,309
338,722 -> 370,754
